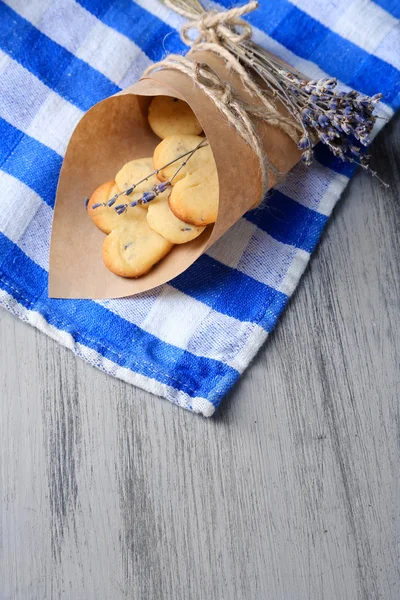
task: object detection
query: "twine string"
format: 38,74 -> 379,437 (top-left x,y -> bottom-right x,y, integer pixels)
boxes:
144,1 -> 291,200
179,3 -> 255,46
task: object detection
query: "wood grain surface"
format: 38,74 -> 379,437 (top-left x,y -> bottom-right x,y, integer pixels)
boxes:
1,115 -> 399,600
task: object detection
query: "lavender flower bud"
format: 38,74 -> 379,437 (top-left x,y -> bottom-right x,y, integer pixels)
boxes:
155,182 -> 169,194
125,187 -> 135,196
330,145 -> 343,158
84,197 -> 89,210
91,203 -> 103,209
301,150 -> 313,165
115,204 -> 127,214
108,196 -> 117,207
359,136 -> 372,147
141,191 -> 156,204
349,145 -> 361,157
327,127 -> 338,140
370,93 -> 383,103
341,122 -> 352,135
298,135 -> 311,150
318,114 -> 330,128
324,78 -> 337,89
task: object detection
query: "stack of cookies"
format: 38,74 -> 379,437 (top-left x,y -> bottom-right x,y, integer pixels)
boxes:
87,97 -> 219,278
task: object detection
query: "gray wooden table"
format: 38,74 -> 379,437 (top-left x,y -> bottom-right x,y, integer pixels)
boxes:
1,116 -> 399,600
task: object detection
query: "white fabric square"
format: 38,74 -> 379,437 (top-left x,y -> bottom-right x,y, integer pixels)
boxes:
237,229 -> 298,289
17,201 -> 53,271
3,0 -> 52,26
26,92 -> 83,156
0,173 -> 43,244
75,20 -> 151,85
140,286 -> 211,350
207,218 -> 256,267
0,50 -> 11,77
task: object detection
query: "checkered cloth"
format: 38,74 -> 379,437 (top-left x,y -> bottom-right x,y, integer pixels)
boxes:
0,0 -> 398,415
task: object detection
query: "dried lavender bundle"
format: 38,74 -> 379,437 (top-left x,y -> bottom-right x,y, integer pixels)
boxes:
161,0 -> 385,177
86,138 -> 208,213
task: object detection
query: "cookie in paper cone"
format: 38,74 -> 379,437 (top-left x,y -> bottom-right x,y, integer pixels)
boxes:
153,134 -> 219,226
49,50 -> 301,299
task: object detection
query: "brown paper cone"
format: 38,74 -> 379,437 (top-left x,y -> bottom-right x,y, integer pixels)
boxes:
49,50 -> 302,299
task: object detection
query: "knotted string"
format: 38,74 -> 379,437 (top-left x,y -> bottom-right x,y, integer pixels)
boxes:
144,1 -> 296,201
179,2 -> 255,46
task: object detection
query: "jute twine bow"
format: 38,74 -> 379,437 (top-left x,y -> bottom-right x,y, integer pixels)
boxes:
144,1 -> 296,201
179,2 -> 255,46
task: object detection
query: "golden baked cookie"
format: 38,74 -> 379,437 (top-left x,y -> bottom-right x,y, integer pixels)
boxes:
153,135 -> 210,182
87,181 -> 122,234
153,135 -> 219,226
102,207 -> 174,278
148,96 -> 203,139
170,169 -> 219,226
115,156 -> 158,194
88,156 -> 171,234
87,180 -> 158,234
147,194 -> 206,244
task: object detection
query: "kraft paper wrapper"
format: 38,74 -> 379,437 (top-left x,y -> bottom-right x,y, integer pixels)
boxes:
49,51 -> 302,298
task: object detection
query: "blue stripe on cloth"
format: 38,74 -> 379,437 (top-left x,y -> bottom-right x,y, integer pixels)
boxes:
0,2 -> 119,111
0,232 -> 239,405
76,0 -> 187,59
0,118 -> 61,207
218,0 -> 400,109
373,0 -> 400,18
171,254 -> 288,331
245,192 -> 328,254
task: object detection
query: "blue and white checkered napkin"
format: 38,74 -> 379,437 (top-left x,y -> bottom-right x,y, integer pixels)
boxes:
0,0 -> 399,416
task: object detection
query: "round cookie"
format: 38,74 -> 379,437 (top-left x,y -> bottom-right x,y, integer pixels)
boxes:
102,207 -> 173,278
88,157 -> 170,234
147,194 -> 206,244
88,180 -> 160,234
153,135 -> 211,183
169,169 -> 219,226
148,96 -> 203,139
153,135 -> 219,226
115,156 -> 159,193
88,181 -> 121,234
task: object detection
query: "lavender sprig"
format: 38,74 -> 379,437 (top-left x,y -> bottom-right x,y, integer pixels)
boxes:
86,139 -> 208,212
229,39 -> 384,174
113,181 -> 170,214
278,73 -> 383,169
160,0 -> 385,179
